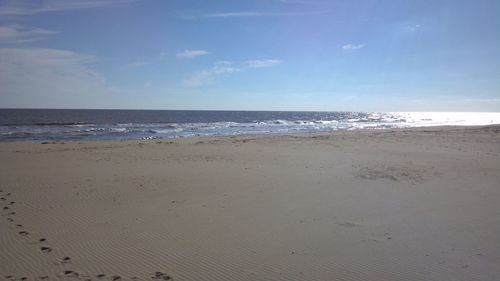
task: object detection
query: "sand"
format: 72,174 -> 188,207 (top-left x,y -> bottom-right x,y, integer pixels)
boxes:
1,126 -> 499,281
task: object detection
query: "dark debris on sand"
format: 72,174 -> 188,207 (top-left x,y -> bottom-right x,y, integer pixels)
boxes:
151,272 -> 172,280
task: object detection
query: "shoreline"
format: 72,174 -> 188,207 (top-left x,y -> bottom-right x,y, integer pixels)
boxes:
1,124 -> 499,145
1,125 -> 499,281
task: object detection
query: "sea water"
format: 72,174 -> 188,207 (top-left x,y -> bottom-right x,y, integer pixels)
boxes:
0,109 -> 499,141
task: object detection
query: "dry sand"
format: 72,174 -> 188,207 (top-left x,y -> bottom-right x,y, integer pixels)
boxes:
1,126 -> 499,281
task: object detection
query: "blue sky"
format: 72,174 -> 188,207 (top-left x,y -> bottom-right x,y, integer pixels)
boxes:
0,0 -> 499,111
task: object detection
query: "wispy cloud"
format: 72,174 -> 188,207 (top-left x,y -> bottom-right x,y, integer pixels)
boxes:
403,24 -> 422,32
124,61 -> 150,68
176,50 -> 211,59
275,0 -> 320,4
0,25 -> 59,43
462,98 -> 500,103
0,48 -> 114,107
183,61 -> 239,87
184,59 -> 282,87
0,0 -> 136,16
245,59 -> 282,68
0,48 -> 96,69
342,44 -> 365,50
182,10 -> 327,19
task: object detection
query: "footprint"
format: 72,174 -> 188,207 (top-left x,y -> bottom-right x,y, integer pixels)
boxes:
40,246 -> 52,253
8,212 -> 16,216
62,256 -> 71,263
338,222 -> 358,228
0,197 -> 5,201
111,275 -> 121,281
39,276 -> 49,280
3,206 -> 9,210
64,271 -> 79,278
18,231 -> 29,236
7,218 -> 14,222
96,274 -> 105,279
39,238 -> 47,242
152,272 -> 172,280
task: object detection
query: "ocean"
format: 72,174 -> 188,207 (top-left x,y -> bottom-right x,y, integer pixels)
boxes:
0,109 -> 499,141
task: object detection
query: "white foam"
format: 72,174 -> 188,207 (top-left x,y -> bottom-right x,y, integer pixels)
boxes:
390,112 -> 500,127
2,112 -> 499,141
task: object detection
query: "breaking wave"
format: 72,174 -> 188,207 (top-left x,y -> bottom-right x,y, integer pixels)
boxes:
1,112 -> 499,141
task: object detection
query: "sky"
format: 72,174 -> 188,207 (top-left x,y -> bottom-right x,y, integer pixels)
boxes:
0,0 -> 499,111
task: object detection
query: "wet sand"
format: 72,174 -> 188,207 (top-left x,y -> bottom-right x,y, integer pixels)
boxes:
1,126 -> 499,281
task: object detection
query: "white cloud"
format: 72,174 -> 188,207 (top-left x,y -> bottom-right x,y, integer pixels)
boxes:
0,0 -> 136,16
245,59 -> 282,68
0,48 -> 117,108
0,25 -> 59,43
176,50 -> 211,59
342,44 -> 365,50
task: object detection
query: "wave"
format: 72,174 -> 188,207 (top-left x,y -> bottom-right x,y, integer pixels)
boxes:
1,112 -> 499,141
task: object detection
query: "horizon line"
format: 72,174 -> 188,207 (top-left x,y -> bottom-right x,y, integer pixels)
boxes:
1,108 -> 500,113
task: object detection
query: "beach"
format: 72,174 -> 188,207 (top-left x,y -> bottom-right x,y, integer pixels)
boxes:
1,126 -> 499,281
